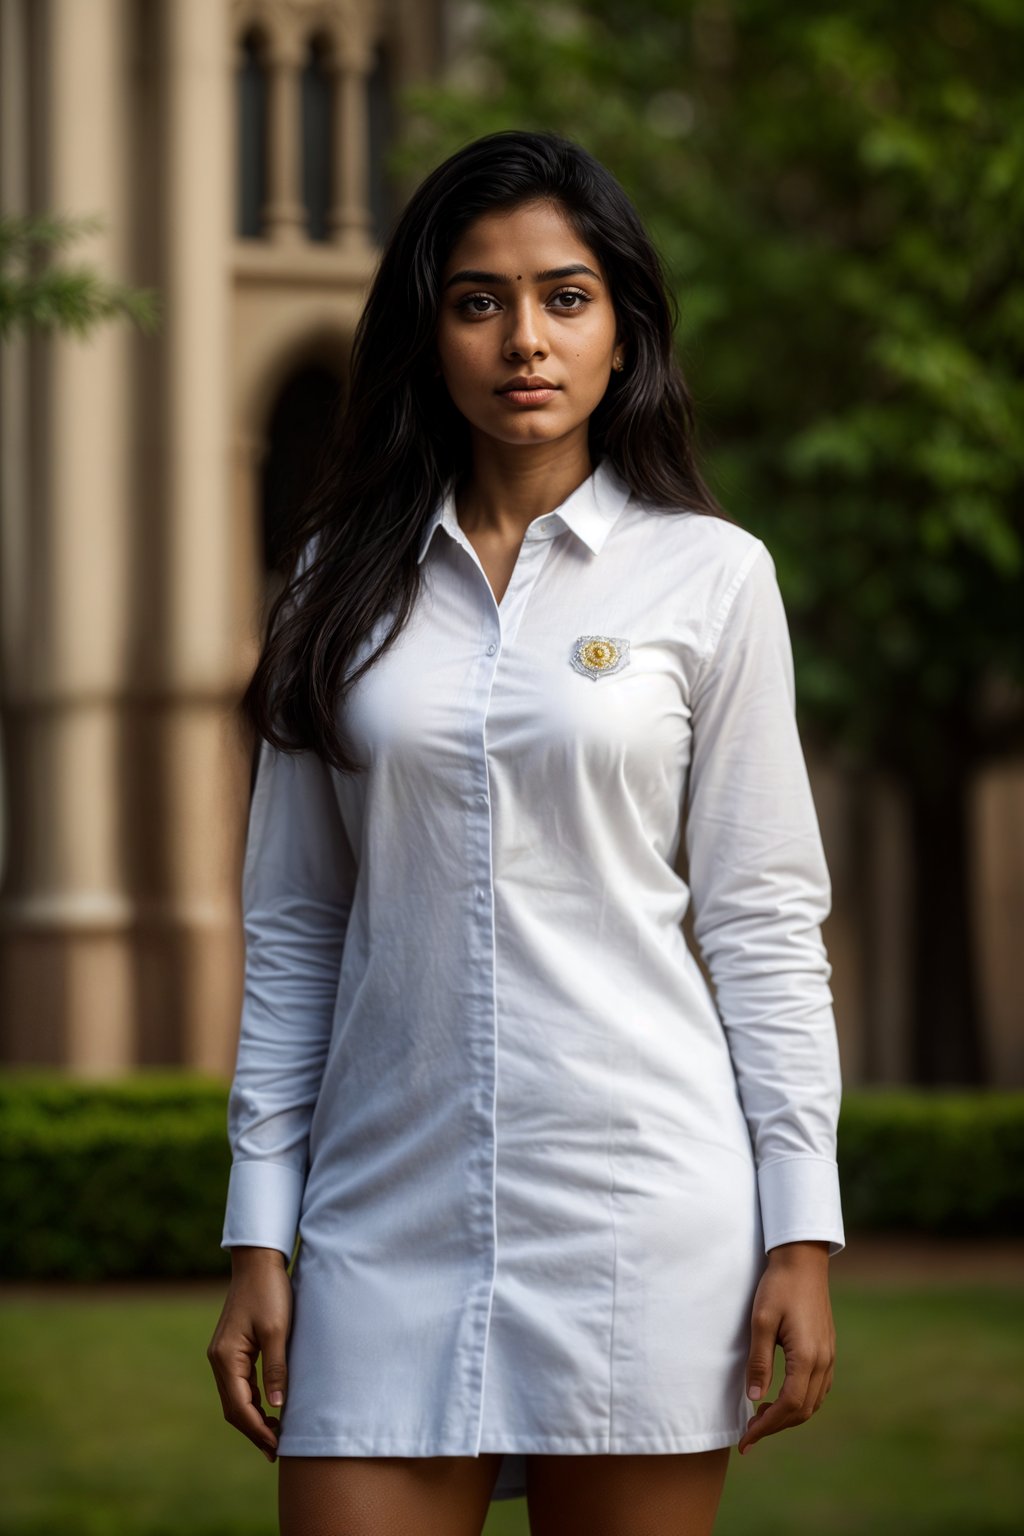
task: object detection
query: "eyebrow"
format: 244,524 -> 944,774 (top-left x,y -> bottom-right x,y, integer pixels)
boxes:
442,263 -> 603,291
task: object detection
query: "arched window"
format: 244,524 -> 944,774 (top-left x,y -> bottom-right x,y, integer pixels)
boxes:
236,29 -> 268,238
367,44 -> 395,244
302,34 -> 333,242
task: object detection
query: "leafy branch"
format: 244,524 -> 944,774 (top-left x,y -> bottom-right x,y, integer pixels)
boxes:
0,212 -> 162,342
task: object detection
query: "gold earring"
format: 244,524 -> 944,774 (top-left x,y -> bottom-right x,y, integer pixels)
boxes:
613,355 -> 624,371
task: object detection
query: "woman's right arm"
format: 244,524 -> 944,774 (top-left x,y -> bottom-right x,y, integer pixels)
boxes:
208,730 -> 357,1461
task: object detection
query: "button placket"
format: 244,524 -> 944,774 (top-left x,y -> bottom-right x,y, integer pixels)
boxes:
464,528 -> 564,1450
443,517 -> 568,1446
497,530 -> 559,647
470,615 -> 501,1453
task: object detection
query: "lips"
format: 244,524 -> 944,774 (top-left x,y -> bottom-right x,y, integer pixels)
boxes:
497,376 -> 559,393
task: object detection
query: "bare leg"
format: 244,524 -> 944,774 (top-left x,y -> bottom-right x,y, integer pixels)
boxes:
525,1447 -> 732,1536
277,1452 -> 505,1536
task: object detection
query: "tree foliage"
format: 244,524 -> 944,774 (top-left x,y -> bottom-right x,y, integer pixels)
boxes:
394,0 -> 1024,782
0,212 -> 161,343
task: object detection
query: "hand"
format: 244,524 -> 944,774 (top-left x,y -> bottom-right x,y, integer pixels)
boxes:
737,1240 -> 835,1455
207,1247 -> 293,1464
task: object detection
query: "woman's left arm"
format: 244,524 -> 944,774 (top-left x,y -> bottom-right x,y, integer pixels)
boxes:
683,537 -> 844,1453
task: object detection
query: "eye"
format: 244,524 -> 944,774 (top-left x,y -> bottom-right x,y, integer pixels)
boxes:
550,287 -> 593,310
454,293 -> 500,316
453,286 -> 595,318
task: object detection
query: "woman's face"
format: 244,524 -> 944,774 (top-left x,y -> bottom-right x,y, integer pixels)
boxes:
435,199 -> 622,452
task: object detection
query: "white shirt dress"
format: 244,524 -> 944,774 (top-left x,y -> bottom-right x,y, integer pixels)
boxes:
221,456 -> 846,1505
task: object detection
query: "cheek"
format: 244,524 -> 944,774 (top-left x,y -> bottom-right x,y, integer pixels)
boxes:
575,323 -> 617,371
438,324 -> 489,378
567,343 -> 616,406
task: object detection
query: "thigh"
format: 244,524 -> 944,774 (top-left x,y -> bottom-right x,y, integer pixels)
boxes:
278,1453 -> 505,1536
525,1447 -> 732,1536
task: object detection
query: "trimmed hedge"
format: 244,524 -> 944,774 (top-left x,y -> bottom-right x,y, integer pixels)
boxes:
834,1087 -> 1024,1237
0,1072 -> 233,1282
0,1072 -> 1021,1280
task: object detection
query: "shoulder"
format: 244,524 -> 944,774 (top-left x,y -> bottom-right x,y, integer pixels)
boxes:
627,487 -> 765,569
623,490 -> 774,628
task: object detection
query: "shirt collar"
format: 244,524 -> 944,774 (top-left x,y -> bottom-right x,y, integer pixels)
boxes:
416,457 -> 633,566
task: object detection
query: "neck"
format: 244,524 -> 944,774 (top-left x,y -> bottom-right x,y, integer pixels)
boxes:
456,433 -> 597,542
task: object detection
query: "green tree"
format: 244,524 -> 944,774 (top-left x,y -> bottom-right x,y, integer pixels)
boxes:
393,0 -> 1024,1084
0,211 -> 161,341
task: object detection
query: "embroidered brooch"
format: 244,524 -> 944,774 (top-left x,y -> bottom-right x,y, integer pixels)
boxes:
570,634 -> 631,680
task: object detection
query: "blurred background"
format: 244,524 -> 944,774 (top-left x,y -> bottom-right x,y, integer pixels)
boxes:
0,2 -> 1021,1533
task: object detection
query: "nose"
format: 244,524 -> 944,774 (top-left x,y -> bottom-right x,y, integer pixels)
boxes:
502,299 -> 549,363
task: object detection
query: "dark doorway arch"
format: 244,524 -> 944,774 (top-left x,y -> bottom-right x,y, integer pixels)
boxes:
260,363 -> 347,572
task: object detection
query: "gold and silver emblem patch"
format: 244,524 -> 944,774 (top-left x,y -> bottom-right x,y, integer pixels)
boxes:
570,634 -> 631,680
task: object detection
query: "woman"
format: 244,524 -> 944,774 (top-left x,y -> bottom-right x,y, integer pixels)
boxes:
207,129 -> 845,1536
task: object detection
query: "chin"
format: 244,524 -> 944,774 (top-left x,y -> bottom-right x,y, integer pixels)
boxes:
482,407 -> 592,441
492,423 -> 576,447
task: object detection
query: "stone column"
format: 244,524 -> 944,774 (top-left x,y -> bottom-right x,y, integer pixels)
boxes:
0,0 -> 30,892
0,0 -> 135,1071
159,0 -> 240,1073
263,33 -> 306,244
327,44 -> 375,251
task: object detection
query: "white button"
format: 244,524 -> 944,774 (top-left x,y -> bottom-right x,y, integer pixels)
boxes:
476,888 -> 487,902
486,642 -> 497,655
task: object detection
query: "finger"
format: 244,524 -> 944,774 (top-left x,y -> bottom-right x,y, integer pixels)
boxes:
801,1360 -> 828,1421
752,1357 -> 835,1449
739,1352 -> 813,1452
258,1323 -> 289,1411
738,1398 -> 778,1453
208,1337 -> 246,1425
249,1361 -> 283,1434
215,1339 -> 281,1459
249,1363 -> 281,1463
739,1392 -> 801,1451
815,1362 -> 834,1413
773,1349 -> 814,1427
745,1304 -> 780,1405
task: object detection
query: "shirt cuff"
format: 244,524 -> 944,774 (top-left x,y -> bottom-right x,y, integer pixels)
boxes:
220,1159 -> 305,1262
757,1155 -> 846,1257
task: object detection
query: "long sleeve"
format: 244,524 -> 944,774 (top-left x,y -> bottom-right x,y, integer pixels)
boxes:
684,539 -> 846,1257
220,733 -> 357,1260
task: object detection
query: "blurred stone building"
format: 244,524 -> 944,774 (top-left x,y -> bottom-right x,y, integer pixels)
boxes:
0,0 -> 444,1074
0,0 -> 1020,1086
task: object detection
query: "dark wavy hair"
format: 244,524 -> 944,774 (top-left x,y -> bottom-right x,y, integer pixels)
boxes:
241,128 -> 726,775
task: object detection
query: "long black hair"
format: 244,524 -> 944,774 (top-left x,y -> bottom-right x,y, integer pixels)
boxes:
241,128 -> 726,775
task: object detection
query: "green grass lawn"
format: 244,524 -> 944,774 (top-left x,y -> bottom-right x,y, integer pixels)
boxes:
1,1276 -> 1021,1536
